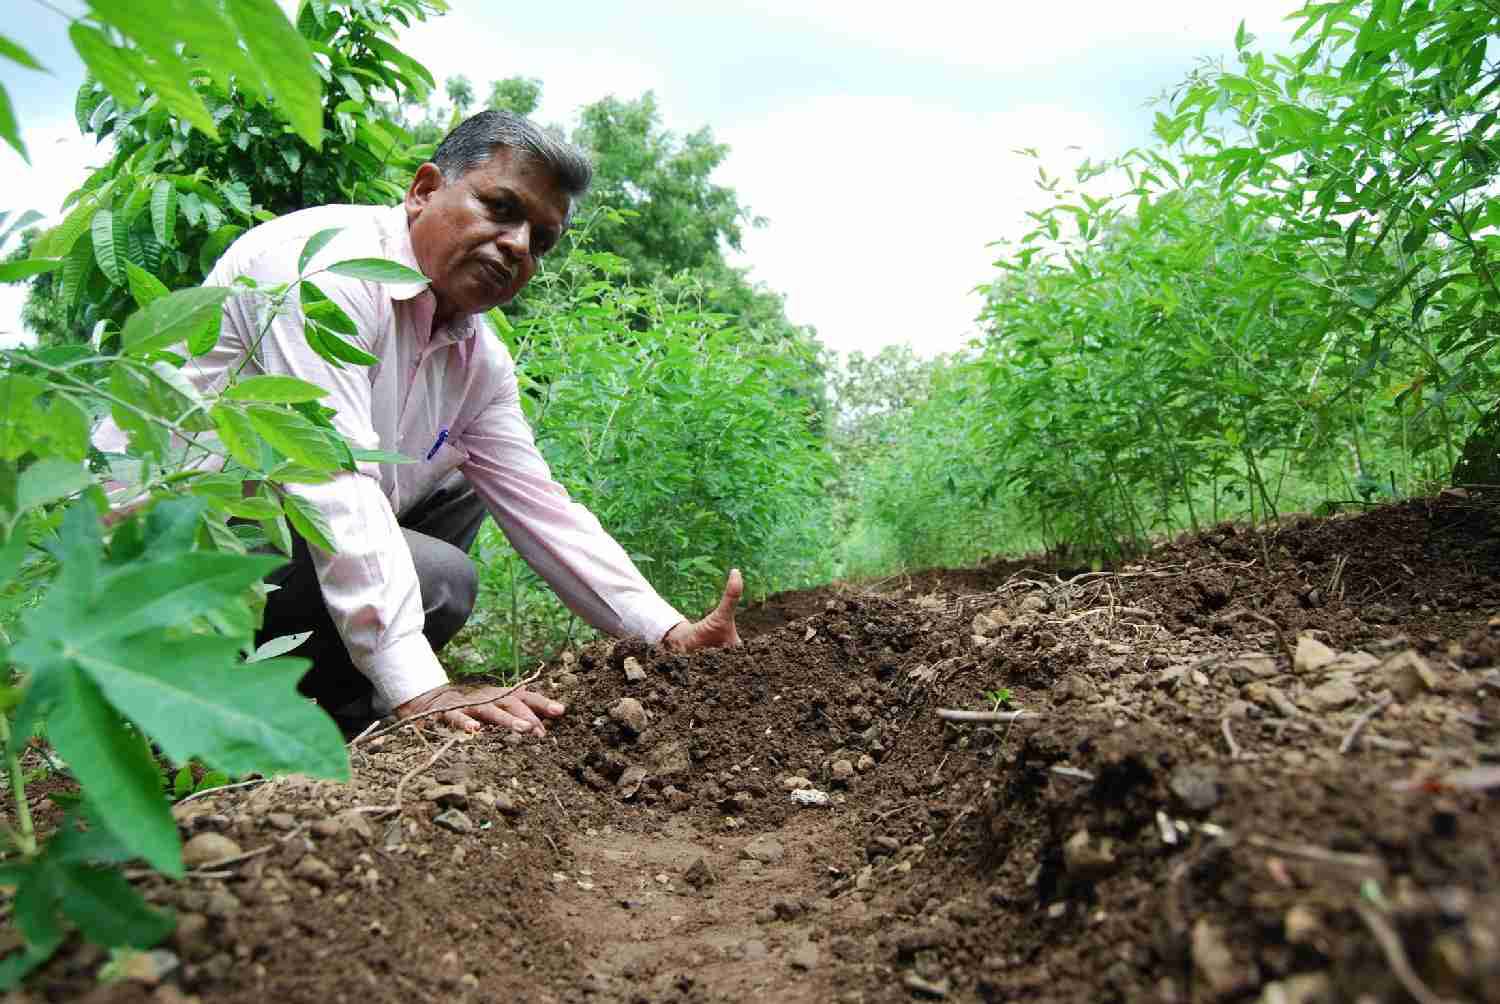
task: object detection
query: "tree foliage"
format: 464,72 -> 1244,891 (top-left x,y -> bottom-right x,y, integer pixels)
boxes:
22,0 -> 444,346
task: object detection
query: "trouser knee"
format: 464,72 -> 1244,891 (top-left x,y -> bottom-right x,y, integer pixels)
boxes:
423,553 -> 478,652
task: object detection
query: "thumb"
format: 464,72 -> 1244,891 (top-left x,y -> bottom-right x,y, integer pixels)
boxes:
715,568 -> 744,617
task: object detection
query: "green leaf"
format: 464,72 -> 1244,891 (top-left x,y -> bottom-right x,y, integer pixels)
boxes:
198,224 -> 245,275
305,321 -> 379,367
15,459 -> 90,513
0,32 -> 47,71
43,667 -> 182,876
209,403 -> 263,470
125,261 -> 169,308
150,179 -> 177,247
301,280 -> 359,334
56,864 -> 174,947
67,25 -> 138,107
219,180 -> 252,218
297,227 -> 343,274
90,206 -> 126,286
247,630 -> 311,663
224,375 -> 330,403
325,257 -> 429,284
0,257 -> 62,282
122,286 -> 231,357
280,491 -> 335,551
77,634 -> 347,780
261,512 -> 292,557
351,448 -> 416,465
0,82 -> 26,163
226,0 -> 325,148
245,404 -> 342,469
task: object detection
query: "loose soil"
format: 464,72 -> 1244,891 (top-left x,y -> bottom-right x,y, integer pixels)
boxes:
7,492 -> 1500,1004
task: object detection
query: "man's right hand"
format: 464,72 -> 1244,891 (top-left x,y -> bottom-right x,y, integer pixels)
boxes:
395,682 -> 565,736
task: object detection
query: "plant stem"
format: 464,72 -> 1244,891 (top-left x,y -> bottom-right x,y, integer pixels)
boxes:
0,715 -> 37,858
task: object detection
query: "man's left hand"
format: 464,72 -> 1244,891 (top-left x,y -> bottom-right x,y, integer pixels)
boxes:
662,568 -> 743,652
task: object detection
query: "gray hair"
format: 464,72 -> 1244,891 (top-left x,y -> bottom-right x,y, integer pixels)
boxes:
431,110 -> 592,216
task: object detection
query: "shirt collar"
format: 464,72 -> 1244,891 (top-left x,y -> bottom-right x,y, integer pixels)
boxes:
381,203 -> 481,344
380,203 -> 439,304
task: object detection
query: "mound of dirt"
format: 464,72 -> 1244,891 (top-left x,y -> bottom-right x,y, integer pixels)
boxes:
8,494 -> 1500,1004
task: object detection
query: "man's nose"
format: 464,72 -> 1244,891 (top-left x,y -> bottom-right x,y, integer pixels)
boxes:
497,221 -> 531,259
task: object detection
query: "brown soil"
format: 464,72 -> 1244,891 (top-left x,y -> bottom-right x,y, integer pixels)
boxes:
8,493 -> 1500,1004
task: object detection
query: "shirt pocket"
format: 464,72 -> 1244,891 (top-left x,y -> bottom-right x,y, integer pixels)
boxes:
402,438 -> 470,511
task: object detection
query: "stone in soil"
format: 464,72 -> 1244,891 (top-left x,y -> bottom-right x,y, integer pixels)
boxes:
293,855 -> 338,888
1055,672 -> 1100,703
609,697 -> 648,735
1382,649 -> 1439,701
181,832 -> 242,868
1302,678 -> 1361,713
434,808 -> 475,833
787,941 -> 819,970
1168,763 -> 1222,812
741,834 -> 785,864
1294,634 -> 1338,674
623,656 -> 646,683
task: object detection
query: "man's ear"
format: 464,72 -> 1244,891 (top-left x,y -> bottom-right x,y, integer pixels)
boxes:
405,163 -> 446,215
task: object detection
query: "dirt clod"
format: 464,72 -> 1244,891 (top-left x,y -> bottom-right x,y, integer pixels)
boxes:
180,832 -> 241,869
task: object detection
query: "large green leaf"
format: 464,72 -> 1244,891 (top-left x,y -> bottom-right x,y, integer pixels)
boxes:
67,25 -> 138,108
77,634 -> 347,780
0,257 -> 62,282
245,404 -> 342,469
281,491 -> 335,551
121,286 -> 231,356
325,257 -> 429,284
42,666 -> 182,876
56,864 -> 174,947
149,179 -> 177,247
0,33 -> 46,71
15,459 -> 91,513
209,403 -> 263,470
125,261 -> 169,308
226,0 -> 325,148
224,375 -> 330,403
90,205 -> 127,286
0,81 -> 24,163
296,228 -> 344,275
84,551 -> 284,642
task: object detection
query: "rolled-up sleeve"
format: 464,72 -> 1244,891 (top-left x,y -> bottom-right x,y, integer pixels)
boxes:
233,268 -> 446,711
458,364 -> 684,643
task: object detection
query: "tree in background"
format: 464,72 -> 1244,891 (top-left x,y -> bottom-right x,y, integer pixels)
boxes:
21,0 -> 443,346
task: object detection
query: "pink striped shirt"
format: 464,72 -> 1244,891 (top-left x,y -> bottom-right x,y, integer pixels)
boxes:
99,203 -> 683,709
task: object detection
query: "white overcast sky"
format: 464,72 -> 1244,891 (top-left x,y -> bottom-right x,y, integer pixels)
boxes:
0,1 -> 1304,355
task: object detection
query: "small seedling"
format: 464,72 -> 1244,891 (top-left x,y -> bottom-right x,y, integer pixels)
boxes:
982,687 -> 1013,712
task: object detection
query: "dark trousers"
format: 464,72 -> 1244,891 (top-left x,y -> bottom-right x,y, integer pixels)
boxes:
255,482 -> 489,717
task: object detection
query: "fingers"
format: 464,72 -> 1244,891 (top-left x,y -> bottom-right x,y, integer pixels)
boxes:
465,699 -> 545,736
513,688 -> 567,718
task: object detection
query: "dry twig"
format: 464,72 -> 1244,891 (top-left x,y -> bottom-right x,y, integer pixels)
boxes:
173,778 -> 267,807
1340,693 -> 1394,755
1244,834 -> 1387,878
1220,609 -> 1294,665
935,709 -> 1041,724
353,736 -> 460,820
1220,718 -> 1242,760
1355,901 -> 1461,1004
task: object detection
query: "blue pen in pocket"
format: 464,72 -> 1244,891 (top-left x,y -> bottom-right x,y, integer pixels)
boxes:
426,427 -> 449,461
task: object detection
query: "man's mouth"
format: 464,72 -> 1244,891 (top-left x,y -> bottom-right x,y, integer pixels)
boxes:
479,260 -> 512,290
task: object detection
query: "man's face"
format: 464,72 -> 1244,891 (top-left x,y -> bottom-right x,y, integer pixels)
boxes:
405,147 -> 570,323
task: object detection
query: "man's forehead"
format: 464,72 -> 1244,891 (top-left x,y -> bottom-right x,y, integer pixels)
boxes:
463,151 -> 570,220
